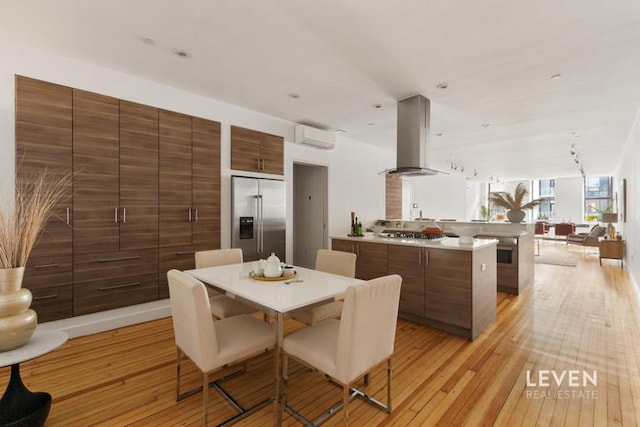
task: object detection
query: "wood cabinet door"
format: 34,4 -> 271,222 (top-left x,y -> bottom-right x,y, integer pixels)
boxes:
192,117 -> 221,248
119,101 -> 159,251
355,241 -> 388,280
159,110 -> 192,248
230,125 -> 260,172
425,248 -> 472,329
73,89 -> 120,254
16,76 -> 74,322
388,245 -> 425,317
260,132 -> 284,175
331,239 -> 355,254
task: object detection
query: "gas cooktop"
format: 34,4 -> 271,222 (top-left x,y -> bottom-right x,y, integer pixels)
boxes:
386,232 -> 446,240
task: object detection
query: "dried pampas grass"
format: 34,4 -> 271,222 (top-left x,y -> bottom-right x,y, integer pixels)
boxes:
0,170 -> 70,268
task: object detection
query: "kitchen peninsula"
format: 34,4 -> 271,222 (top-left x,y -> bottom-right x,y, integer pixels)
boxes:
331,234 -> 497,340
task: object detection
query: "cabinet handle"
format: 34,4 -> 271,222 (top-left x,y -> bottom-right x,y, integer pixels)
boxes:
257,158 -> 261,170
425,250 -> 429,266
98,256 -> 141,263
114,208 -> 119,224
188,208 -> 192,223
122,208 -> 126,224
194,208 -> 198,222
176,251 -> 195,256
418,250 -> 422,266
99,282 -> 141,291
261,159 -> 265,170
66,207 -> 70,225
35,263 -> 58,269
33,294 -> 58,300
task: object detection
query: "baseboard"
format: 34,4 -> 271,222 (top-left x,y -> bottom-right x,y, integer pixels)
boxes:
37,299 -> 171,339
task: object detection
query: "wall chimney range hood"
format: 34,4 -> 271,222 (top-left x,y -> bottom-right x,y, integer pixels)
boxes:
385,94 -> 441,177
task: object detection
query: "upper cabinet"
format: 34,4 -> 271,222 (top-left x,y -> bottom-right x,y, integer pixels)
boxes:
230,125 -> 283,175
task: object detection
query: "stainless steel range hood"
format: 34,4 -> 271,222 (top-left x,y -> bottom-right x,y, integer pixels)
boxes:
386,94 -> 440,177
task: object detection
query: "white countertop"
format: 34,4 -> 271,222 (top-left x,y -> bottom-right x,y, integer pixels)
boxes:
332,234 -> 497,251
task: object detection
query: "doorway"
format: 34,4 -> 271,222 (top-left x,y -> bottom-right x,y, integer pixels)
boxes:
293,163 -> 328,268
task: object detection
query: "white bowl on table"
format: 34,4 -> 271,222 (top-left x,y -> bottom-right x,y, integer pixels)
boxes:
371,225 -> 386,236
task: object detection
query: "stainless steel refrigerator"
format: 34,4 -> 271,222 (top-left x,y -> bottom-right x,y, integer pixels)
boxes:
231,176 -> 286,262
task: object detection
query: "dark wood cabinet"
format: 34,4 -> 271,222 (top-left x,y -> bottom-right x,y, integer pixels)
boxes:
230,125 -> 283,175
331,239 -> 388,280
424,248 -> 472,329
15,76 -> 221,319
15,76 -> 74,322
388,245 -> 425,317
331,237 -> 497,340
73,96 -> 159,315
158,114 -> 221,298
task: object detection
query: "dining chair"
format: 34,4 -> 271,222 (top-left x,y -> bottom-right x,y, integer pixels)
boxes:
289,249 -> 357,325
283,274 -> 402,426
167,269 -> 275,426
195,249 -> 258,319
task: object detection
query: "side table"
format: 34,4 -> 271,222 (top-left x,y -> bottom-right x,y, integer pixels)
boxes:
0,329 -> 68,427
599,239 -> 625,268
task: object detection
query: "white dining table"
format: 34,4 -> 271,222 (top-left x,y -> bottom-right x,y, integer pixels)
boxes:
186,262 -> 363,425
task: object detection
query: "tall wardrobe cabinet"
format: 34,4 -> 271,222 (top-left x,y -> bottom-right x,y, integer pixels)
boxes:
14,76 -> 221,321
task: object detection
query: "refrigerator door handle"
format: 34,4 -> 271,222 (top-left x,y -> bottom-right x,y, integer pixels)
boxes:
256,194 -> 264,254
255,195 -> 261,255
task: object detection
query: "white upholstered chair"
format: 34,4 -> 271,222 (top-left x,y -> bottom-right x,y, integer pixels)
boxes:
289,249 -> 357,325
195,249 -> 257,319
167,269 -> 275,425
283,274 -> 402,425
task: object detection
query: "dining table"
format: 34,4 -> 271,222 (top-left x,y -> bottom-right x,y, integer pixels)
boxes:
186,261 -> 363,425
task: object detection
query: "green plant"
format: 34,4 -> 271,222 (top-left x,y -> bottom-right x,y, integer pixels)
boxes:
489,183 -> 544,211
0,171 -> 70,268
479,205 -> 490,221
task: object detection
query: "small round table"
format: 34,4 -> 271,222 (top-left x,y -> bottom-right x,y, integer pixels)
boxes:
0,329 -> 68,427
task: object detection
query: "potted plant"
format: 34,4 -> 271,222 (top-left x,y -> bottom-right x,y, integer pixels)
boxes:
489,183 -> 544,223
479,205 -> 490,221
0,170 -> 69,351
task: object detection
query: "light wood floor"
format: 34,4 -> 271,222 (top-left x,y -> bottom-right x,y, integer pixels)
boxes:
3,243 -> 639,426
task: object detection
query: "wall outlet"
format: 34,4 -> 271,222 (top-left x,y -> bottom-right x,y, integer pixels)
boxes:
481,263 -> 487,272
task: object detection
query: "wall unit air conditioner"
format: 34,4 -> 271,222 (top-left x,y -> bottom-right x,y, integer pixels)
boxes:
294,125 -> 335,150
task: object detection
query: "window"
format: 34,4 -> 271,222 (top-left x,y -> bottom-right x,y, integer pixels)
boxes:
584,176 -> 613,220
537,179 -> 555,221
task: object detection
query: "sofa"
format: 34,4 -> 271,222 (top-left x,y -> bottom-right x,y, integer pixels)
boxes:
567,225 -> 606,247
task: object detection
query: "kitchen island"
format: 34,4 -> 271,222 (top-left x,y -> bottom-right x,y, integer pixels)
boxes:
331,234 -> 497,340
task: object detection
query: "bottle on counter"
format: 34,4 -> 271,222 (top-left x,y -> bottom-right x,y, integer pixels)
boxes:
356,221 -> 363,236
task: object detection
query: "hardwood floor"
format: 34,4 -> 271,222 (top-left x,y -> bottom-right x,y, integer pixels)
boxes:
3,242 -> 639,426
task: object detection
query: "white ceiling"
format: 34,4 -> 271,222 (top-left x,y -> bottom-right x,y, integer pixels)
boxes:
3,0 -> 640,181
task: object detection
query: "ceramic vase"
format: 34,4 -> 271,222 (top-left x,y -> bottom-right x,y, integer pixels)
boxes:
0,267 -> 37,351
506,209 -> 526,223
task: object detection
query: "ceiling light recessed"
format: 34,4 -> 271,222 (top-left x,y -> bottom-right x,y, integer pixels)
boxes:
481,123 -> 490,128
289,93 -> 300,99
436,82 -> 448,90
368,123 -> 374,126
335,129 -> 346,133
140,37 -> 155,45
172,48 -> 191,58
436,133 -> 444,137
373,103 -> 382,109
550,73 -> 562,80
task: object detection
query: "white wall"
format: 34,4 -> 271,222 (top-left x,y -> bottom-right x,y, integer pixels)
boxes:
554,177 -> 584,223
615,110 -> 640,288
0,44 -> 395,266
407,174 -> 468,220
